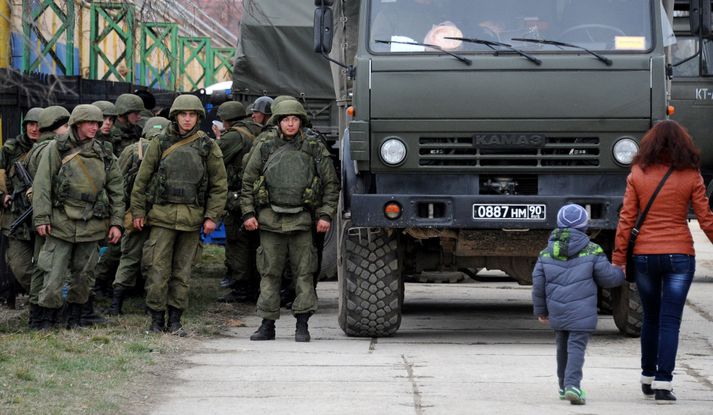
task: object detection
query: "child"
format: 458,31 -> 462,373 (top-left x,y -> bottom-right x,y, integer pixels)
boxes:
532,204 -> 625,405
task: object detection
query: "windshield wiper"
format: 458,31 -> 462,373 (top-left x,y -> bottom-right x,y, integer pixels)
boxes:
375,39 -> 472,66
511,38 -> 612,66
444,36 -> 542,65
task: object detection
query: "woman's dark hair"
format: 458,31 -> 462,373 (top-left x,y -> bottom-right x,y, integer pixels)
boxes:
633,120 -> 701,170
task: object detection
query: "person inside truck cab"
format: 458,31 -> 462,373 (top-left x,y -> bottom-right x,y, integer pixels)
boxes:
371,0 -> 451,50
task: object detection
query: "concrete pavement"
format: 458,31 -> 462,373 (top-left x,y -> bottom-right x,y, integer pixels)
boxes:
152,222 -> 713,414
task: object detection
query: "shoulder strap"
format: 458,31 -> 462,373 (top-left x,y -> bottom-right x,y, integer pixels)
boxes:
161,132 -> 201,160
138,138 -> 145,161
232,125 -> 256,142
632,166 -> 675,235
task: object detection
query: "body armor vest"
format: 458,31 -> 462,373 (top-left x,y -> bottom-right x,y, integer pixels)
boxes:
150,134 -> 210,206
54,143 -> 111,220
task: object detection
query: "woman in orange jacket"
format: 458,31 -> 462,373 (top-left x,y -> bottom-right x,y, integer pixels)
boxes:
614,120 -> 713,404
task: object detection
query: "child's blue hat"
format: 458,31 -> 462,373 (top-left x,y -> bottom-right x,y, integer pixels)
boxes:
557,204 -> 588,230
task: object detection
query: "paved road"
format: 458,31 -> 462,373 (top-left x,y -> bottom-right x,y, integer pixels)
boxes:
153,222 -> 713,414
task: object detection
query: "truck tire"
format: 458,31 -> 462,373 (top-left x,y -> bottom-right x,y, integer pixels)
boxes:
598,287 -> 614,315
338,223 -> 403,337
612,283 -> 643,337
318,221 -> 337,281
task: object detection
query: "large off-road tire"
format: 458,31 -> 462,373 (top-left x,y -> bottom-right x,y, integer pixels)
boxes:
338,223 -> 403,337
598,287 -> 614,315
612,283 -> 643,337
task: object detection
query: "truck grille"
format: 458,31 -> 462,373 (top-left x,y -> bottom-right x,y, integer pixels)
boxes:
418,136 -> 600,167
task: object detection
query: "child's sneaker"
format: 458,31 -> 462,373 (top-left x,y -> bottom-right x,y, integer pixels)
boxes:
564,386 -> 586,405
559,388 -> 565,400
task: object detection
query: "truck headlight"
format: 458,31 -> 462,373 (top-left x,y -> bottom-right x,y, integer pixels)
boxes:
380,137 -> 407,166
613,138 -> 638,165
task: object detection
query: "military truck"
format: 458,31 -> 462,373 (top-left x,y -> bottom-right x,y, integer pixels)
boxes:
310,0 -> 694,338
670,1 -> 713,190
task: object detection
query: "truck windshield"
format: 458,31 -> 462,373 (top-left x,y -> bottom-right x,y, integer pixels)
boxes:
370,0 -> 654,54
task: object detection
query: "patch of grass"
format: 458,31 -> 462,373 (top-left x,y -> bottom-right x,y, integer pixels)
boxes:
0,244 -> 247,415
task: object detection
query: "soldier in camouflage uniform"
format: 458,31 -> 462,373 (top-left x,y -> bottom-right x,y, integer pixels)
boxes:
241,100 -> 339,342
112,93 -> 144,157
131,95 -> 227,336
94,95 -> 144,298
109,116 -> 170,315
33,105 -> 124,329
247,96 -> 273,136
213,101 -> 260,302
23,106 -> 70,328
0,108 -> 42,308
92,100 -> 118,154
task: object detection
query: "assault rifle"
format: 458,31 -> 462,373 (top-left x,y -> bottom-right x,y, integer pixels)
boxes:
9,161 -> 34,236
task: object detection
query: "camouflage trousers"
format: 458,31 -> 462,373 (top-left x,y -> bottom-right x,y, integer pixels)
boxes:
6,237 -> 33,291
37,236 -> 100,309
28,235 -> 45,305
224,213 -> 258,284
94,241 -> 121,285
256,230 -> 317,320
143,226 -> 201,312
113,229 -> 149,289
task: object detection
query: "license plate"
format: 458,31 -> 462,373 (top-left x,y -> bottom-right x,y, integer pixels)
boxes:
472,204 -> 546,220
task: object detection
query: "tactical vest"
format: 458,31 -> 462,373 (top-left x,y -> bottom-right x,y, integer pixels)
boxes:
124,139 -> 149,205
149,133 -> 211,206
257,134 -> 323,213
53,140 -> 113,220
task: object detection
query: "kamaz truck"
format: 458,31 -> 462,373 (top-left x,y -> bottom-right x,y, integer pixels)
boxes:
311,0 -> 694,338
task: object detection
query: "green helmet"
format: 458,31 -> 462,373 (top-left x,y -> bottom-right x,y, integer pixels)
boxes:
272,95 -> 297,107
69,104 -> 104,126
250,96 -> 274,114
270,100 -> 309,126
115,93 -> 145,116
24,107 -> 43,124
169,95 -> 206,119
142,116 -> 170,139
38,106 -> 71,131
92,100 -> 118,117
216,101 -> 248,122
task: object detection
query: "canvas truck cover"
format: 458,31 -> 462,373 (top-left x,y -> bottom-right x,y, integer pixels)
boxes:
233,0 -> 337,99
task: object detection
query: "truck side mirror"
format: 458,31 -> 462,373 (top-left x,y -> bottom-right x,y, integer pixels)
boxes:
314,6 -> 334,54
690,0 -> 713,38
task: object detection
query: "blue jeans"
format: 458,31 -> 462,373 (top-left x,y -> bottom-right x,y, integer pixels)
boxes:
634,254 -> 695,382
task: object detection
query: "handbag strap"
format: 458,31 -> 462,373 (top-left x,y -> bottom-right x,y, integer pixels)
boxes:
631,166 -> 675,237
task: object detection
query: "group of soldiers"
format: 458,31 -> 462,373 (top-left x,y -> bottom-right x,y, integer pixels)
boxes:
0,90 -> 339,342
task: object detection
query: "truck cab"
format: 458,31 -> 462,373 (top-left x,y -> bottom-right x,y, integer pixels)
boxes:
316,0 -> 679,337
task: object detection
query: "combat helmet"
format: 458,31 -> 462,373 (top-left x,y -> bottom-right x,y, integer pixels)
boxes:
272,95 -> 297,107
92,100 -> 118,117
169,95 -> 206,119
270,100 -> 309,126
142,116 -> 170,139
216,101 -> 248,122
114,93 -> 145,116
38,106 -> 71,132
69,104 -> 104,126
23,107 -> 43,125
250,96 -> 273,115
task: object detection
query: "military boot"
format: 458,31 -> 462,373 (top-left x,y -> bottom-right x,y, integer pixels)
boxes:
167,306 -> 187,337
147,308 -> 165,333
80,296 -> 108,326
295,313 -> 311,342
28,303 -> 43,330
250,319 -> 276,341
65,303 -> 83,329
39,307 -> 59,330
108,287 -> 125,316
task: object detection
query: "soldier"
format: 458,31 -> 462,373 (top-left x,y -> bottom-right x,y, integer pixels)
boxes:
213,101 -> 260,302
0,107 -> 42,307
247,96 -> 273,135
33,105 -> 124,329
112,93 -> 145,156
109,116 -> 170,315
240,100 -> 339,342
24,106 -> 70,328
131,95 -> 227,336
92,100 -> 118,154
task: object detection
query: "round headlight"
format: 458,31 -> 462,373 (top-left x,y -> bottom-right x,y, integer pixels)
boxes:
613,138 -> 638,165
380,138 -> 407,166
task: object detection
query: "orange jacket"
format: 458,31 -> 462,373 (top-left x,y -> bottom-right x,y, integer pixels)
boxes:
613,163 -> 713,265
